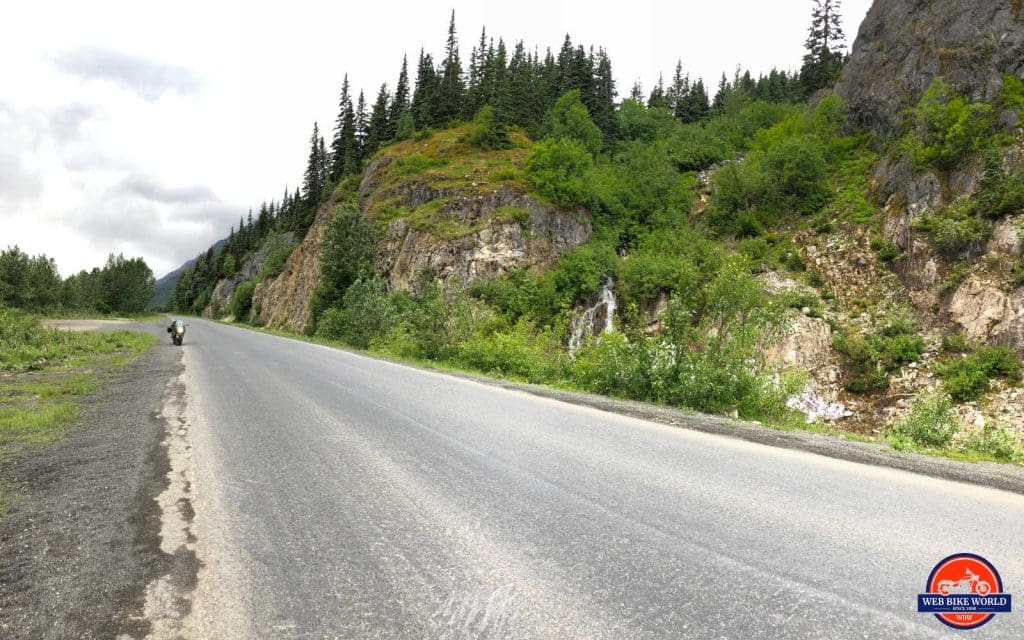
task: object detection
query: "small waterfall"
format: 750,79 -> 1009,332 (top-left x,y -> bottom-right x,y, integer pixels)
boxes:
568,276 -> 617,351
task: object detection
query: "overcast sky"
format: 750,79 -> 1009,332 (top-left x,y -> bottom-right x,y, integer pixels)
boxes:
0,0 -> 873,279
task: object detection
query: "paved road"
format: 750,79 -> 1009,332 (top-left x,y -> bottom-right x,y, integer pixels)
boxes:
174,317 -> 1024,639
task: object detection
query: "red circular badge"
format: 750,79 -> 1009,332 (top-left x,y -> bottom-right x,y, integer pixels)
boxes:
924,553 -> 1005,629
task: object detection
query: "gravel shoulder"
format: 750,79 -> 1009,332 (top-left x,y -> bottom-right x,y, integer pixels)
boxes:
0,321 -> 187,639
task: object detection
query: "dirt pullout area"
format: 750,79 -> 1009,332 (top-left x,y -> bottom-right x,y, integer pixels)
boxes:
0,328 -> 197,639
41,318 -> 143,332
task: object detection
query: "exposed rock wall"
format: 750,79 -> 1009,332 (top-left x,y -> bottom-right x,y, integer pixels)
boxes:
202,232 -> 294,317
360,162 -> 591,292
836,0 -> 1024,138
251,207 -> 332,332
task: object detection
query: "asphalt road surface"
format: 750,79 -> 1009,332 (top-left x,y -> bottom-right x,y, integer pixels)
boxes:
172,317 -> 1024,639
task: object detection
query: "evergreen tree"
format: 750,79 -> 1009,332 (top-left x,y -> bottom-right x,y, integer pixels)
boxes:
330,74 -> 358,180
411,49 -> 440,129
302,123 -> 326,212
437,10 -> 464,124
489,38 -> 510,124
507,40 -> 535,127
354,90 -> 368,163
629,80 -> 644,102
591,49 -> 616,137
365,83 -> 391,155
465,27 -> 489,117
801,0 -> 846,96
387,55 -> 411,140
647,74 -> 667,109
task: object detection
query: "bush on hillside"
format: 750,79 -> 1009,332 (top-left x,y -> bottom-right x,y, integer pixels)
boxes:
524,138 -> 594,207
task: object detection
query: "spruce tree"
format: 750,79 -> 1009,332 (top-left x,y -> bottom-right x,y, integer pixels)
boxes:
364,83 -> 391,155
507,40 -> 534,127
411,49 -> 440,129
801,0 -> 846,96
465,27 -> 489,117
489,38 -> 510,124
647,74 -> 667,109
437,10 -> 464,124
387,55 -> 411,140
302,123 -> 325,214
591,49 -> 616,136
330,74 -> 358,180
354,90 -> 368,163
629,80 -> 644,103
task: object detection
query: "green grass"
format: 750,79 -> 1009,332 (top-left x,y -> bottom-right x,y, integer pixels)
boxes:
362,125 -> 535,238
0,307 -> 156,513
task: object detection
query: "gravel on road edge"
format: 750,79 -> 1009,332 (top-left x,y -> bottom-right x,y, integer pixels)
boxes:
0,329 -> 186,639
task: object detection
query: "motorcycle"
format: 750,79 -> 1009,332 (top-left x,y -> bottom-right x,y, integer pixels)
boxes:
938,569 -> 991,595
167,320 -> 188,346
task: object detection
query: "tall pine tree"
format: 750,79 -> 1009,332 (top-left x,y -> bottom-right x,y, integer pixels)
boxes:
364,83 -> 391,155
800,0 -> 846,96
330,74 -> 358,180
412,49 -> 440,129
387,55 -> 411,140
437,10 -> 465,124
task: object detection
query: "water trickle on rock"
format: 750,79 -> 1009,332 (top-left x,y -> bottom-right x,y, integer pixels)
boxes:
569,276 -> 617,351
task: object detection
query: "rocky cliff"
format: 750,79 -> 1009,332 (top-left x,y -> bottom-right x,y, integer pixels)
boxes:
358,127 -> 592,292
251,207 -> 332,332
248,127 -> 592,333
836,0 -> 1024,138
202,232 -> 294,318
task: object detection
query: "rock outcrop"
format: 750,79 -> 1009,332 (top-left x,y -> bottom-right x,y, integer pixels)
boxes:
836,0 -> 1024,138
252,207 -> 332,333
948,276 -> 1024,352
360,159 -> 591,292
202,232 -> 294,317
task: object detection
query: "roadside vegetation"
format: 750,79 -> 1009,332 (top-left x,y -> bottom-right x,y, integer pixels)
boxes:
0,307 -> 155,512
174,5 -> 1023,464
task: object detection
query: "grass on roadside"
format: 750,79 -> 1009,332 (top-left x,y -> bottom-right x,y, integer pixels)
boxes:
0,307 -> 156,513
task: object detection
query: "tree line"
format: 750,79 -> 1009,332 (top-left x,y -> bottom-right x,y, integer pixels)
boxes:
0,246 -> 154,314
171,2 -> 848,313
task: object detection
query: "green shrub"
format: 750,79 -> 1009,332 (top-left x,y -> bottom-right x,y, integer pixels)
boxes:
941,332 -> 970,354
229,280 -> 257,322
870,237 -> 901,262
912,197 -> 992,258
259,241 -> 298,280
524,138 -> 594,206
998,73 -> 1024,112
888,394 -> 959,449
760,134 -> 830,215
459,320 -> 564,383
314,272 -> 393,349
911,78 -> 994,170
939,345 -> 1022,402
406,280 -> 474,361
464,105 -> 510,151
959,424 -> 1024,463
835,321 -> 924,394
548,90 -> 603,156
974,154 -> 1024,220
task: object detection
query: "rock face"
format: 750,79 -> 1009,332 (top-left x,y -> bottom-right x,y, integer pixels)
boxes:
836,0 -> 1024,138
202,232 -> 294,317
360,162 -> 591,292
948,277 -> 1024,353
252,207 -> 332,332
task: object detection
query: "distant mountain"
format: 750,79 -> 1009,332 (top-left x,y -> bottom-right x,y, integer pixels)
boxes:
149,237 -> 227,309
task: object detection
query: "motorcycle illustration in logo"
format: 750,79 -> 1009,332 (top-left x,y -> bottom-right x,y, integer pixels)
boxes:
918,553 -> 1012,630
937,568 -> 991,596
